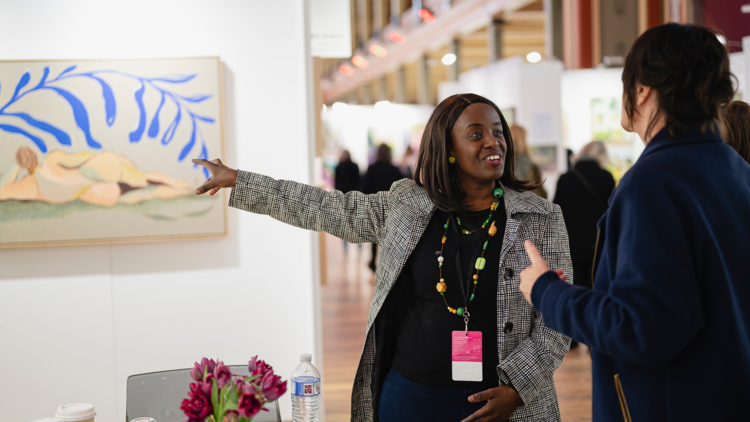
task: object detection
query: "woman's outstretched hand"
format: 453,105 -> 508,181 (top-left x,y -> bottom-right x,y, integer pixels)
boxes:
191,158 -> 238,196
461,386 -> 523,422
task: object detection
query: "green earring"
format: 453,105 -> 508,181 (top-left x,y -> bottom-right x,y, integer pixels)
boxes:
449,156 -> 456,164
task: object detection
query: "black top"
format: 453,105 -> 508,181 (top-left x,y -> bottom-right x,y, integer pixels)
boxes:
392,200 -> 507,388
553,160 -> 615,262
362,161 -> 404,194
334,159 -> 360,194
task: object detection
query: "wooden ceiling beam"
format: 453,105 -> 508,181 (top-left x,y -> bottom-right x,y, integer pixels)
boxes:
323,0 -> 536,102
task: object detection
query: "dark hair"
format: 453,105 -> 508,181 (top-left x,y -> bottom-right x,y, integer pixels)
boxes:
622,23 -> 735,140
721,101 -> 750,164
375,143 -> 391,162
413,93 -> 538,214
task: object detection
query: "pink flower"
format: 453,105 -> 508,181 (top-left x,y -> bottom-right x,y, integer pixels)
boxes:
214,362 -> 232,389
224,410 -> 240,421
238,383 -> 264,418
180,380 -> 213,420
191,358 -> 217,382
248,356 -> 273,378
260,372 -> 287,401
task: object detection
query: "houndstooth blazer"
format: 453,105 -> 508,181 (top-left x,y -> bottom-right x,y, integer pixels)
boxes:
229,170 -> 573,422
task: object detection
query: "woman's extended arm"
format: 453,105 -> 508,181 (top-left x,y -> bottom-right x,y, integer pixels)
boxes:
193,159 -> 390,244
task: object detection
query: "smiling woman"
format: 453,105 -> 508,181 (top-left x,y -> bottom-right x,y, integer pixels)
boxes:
193,93 -> 572,422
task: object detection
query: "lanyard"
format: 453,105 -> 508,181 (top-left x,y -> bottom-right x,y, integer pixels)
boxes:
449,213 -> 483,335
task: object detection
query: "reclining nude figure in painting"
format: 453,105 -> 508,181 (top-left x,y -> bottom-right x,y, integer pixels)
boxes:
0,146 -> 193,206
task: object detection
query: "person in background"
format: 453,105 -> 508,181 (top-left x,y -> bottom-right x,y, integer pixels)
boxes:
552,141 -> 615,349
363,144 -> 404,271
509,124 -> 547,199
335,149 -> 361,252
335,149 -> 360,194
721,100 -> 750,164
399,145 -> 417,179
553,141 -> 615,289
519,23 -> 750,421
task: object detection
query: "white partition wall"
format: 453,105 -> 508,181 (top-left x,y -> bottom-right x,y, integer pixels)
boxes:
439,57 -> 565,198
0,1 -> 319,421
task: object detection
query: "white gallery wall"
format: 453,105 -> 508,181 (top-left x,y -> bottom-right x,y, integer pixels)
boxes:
0,1 -> 321,421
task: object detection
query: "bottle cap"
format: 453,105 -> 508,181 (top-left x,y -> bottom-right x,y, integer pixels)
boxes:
300,353 -> 312,362
55,403 -> 96,421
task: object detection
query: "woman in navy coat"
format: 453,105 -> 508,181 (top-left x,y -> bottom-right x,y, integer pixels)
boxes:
519,24 -> 750,421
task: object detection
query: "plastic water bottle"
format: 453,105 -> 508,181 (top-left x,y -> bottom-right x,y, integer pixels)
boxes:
291,353 -> 321,422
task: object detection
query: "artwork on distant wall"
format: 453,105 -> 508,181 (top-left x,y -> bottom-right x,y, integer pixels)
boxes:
590,97 -> 636,180
0,58 -> 226,247
529,145 -> 558,173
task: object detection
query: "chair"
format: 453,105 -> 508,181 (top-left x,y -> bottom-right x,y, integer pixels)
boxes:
126,365 -> 282,422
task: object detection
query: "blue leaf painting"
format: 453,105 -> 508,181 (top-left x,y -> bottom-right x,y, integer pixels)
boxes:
44,87 -> 101,149
178,119 -> 197,161
161,104 -> 182,145
178,94 -> 212,103
0,124 -> 47,153
35,67 -> 50,88
56,65 -> 77,79
89,76 -> 116,126
150,74 -> 197,83
194,115 -> 215,123
6,112 -> 71,146
129,82 -> 146,143
11,72 -> 31,101
148,92 -> 165,138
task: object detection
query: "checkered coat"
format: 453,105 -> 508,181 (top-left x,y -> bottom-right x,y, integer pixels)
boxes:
229,170 -> 573,422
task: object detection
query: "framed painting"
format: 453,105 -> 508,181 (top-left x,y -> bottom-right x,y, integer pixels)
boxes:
0,57 -> 226,248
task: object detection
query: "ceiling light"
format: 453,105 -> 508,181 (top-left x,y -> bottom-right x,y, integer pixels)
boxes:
419,8 -> 436,23
742,4 -> 750,13
526,52 -> 542,63
374,101 -> 392,111
338,64 -> 355,77
332,102 -> 349,112
352,55 -> 369,68
442,53 -> 457,65
369,44 -> 387,57
388,31 -> 407,44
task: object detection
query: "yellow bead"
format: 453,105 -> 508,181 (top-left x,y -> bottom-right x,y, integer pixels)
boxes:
452,309 -> 457,314
473,274 -> 478,280
442,236 -> 447,244
488,221 -> 497,236
490,204 -> 495,210
436,282 -> 447,293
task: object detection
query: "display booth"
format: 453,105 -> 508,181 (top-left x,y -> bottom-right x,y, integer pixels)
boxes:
0,1 -> 320,421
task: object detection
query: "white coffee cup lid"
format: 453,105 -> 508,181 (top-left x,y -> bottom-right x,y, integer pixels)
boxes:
55,404 -> 96,421
30,419 -> 62,422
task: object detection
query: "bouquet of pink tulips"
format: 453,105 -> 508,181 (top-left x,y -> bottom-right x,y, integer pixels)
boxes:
181,357 -> 287,422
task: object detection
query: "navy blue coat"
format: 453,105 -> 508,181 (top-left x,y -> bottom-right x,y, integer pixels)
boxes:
531,127 -> 750,421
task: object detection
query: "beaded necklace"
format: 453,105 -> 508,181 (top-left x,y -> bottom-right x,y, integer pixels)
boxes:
436,187 -> 504,320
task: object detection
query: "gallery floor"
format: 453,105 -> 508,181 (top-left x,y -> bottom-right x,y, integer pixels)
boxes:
321,233 -> 593,422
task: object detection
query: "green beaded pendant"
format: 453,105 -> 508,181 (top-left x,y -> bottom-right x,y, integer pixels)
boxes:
475,257 -> 486,270
493,187 -> 504,198
456,307 -> 464,316
470,294 -> 475,301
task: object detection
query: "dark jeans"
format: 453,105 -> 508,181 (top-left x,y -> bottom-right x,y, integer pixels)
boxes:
378,367 -> 485,422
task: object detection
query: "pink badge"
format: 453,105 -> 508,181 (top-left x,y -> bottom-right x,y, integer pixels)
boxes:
452,331 -> 483,381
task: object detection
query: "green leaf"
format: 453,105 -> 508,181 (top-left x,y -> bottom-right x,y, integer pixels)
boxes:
212,379 -> 220,422
243,374 -> 262,382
